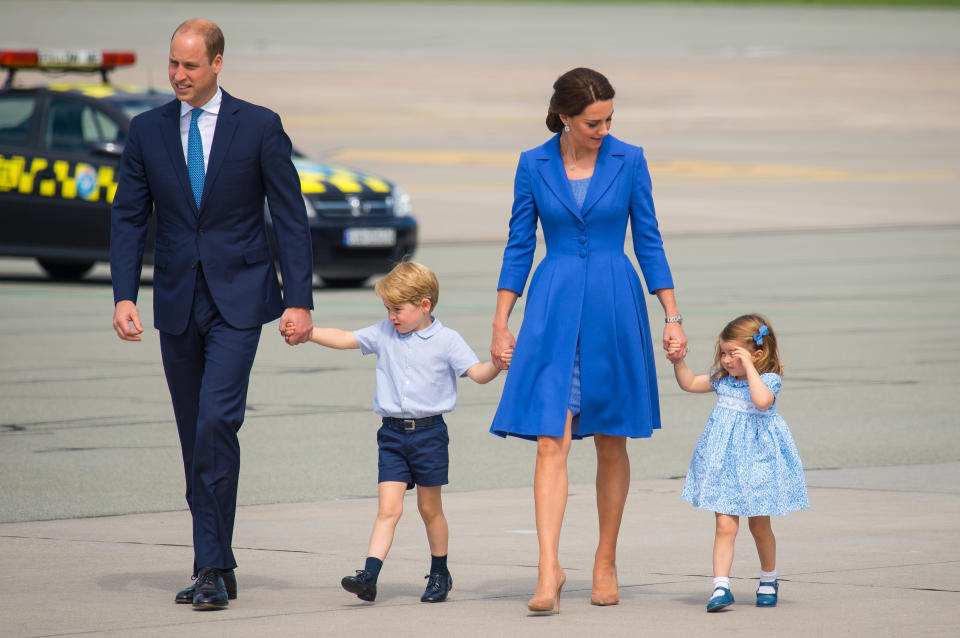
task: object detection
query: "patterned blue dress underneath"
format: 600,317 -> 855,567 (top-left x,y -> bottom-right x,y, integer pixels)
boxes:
681,373 -> 809,516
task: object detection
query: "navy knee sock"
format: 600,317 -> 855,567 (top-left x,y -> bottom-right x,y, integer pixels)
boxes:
364,557 -> 383,581
430,554 -> 448,575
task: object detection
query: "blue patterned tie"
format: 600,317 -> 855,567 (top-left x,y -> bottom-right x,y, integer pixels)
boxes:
187,108 -> 205,209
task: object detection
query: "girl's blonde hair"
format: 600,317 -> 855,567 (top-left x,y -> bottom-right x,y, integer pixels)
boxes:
374,261 -> 439,311
710,313 -> 783,381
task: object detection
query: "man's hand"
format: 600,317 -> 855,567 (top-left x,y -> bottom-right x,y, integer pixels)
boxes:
280,307 -> 313,345
113,300 -> 144,342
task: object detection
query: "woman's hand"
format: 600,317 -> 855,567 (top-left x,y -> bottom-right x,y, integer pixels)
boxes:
491,326 -> 516,370
665,337 -> 686,362
652,289 -> 685,363
491,289 -> 520,370
663,322 -> 687,363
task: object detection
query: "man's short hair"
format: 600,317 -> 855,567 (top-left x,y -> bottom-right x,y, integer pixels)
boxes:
172,19 -> 225,63
374,262 -> 440,311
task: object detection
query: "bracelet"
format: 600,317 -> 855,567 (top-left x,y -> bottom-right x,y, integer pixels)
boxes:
665,314 -> 683,324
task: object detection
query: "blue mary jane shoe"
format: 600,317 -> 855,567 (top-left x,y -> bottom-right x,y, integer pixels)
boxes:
756,580 -> 779,607
706,587 -> 735,612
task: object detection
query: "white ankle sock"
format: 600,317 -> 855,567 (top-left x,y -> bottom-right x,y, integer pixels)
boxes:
758,569 -> 777,594
712,577 -> 730,597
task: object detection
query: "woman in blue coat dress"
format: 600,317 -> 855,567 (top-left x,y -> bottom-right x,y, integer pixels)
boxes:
489,68 -> 687,613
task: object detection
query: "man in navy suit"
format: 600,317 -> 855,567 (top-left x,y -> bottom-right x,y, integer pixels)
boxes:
110,19 -> 315,609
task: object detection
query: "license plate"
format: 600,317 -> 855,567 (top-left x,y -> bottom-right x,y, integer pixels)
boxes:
343,228 -> 396,247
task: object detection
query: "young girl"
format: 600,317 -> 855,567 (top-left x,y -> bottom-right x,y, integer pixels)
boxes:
669,314 -> 808,612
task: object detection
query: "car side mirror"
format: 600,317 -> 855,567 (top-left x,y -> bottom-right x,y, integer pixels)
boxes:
90,141 -> 123,157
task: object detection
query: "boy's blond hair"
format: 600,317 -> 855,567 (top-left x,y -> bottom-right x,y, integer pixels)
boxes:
374,262 -> 439,311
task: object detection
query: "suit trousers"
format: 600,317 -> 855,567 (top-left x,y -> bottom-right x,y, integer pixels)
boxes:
159,266 -> 262,573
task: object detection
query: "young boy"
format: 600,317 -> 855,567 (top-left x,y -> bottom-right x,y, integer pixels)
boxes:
284,262 -> 509,603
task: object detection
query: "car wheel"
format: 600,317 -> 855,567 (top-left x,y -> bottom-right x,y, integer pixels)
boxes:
321,277 -> 368,289
37,259 -> 95,280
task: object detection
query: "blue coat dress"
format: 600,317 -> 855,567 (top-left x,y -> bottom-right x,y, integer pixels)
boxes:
490,133 -> 674,441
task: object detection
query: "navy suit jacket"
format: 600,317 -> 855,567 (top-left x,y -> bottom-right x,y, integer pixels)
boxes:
110,90 -> 314,334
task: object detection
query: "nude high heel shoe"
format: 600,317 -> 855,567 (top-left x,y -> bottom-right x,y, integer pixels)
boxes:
528,570 -> 566,614
590,564 -> 620,606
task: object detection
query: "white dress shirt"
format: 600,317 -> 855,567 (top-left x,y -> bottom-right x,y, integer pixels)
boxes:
179,87 -> 221,171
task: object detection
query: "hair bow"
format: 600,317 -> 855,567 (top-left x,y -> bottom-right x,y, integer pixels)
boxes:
753,325 -> 770,346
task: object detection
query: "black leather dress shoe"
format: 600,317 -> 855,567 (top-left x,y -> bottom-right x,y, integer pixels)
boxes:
192,567 -> 229,610
176,569 -> 237,604
421,571 -> 453,602
341,570 -> 377,602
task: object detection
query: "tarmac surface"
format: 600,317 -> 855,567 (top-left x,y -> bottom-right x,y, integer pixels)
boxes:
1,463 -> 958,637
1,2 -> 959,637
2,229 -> 958,637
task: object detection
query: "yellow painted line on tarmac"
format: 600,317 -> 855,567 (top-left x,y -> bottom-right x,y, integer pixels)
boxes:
330,148 -> 955,185
403,181 -> 508,193
333,149 -> 519,166
651,160 -> 953,184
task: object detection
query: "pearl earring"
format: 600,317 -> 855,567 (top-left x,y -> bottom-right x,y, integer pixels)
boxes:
563,124 -> 570,132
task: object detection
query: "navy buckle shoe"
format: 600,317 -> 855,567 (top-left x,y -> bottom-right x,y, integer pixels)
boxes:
756,580 -> 779,607
706,586 -> 735,612
342,570 -> 377,602
421,571 -> 453,602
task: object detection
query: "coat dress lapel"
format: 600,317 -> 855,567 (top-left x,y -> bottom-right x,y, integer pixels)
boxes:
536,132 -> 581,220
159,99 -> 199,214
579,135 -> 624,216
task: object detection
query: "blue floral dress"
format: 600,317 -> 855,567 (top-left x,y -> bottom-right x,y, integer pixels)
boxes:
681,373 -> 809,516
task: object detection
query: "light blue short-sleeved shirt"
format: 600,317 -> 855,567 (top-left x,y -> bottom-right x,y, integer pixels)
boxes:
353,317 -> 480,419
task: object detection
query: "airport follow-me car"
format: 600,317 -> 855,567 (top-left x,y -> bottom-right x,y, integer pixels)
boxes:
0,49 -> 417,286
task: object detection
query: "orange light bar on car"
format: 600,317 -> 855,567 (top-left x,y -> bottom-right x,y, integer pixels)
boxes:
0,49 -> 136,70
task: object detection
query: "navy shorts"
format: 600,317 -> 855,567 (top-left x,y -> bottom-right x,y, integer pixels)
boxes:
377,415 -> 449,490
